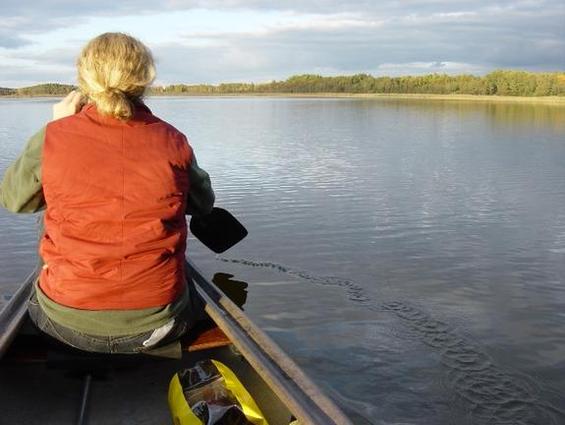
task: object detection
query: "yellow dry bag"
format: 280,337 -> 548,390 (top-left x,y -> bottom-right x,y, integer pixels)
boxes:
168,359 -> 268,425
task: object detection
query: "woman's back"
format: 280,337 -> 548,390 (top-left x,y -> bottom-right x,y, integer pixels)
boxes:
40,102 -> 192,310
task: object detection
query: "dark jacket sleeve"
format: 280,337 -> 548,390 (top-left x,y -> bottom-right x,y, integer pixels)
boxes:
0,127 -> 45,213
185,154 -> 215,217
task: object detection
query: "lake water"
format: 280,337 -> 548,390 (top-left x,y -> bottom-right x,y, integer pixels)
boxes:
1,97 -> 564,424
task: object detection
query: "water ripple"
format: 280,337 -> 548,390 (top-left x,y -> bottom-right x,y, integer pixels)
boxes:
219,256 -> 565,425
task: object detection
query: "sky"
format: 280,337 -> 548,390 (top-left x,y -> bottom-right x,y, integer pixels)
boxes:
1,0 -> 564,87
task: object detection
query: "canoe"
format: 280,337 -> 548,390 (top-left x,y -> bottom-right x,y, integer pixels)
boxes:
0,259 -> 353,425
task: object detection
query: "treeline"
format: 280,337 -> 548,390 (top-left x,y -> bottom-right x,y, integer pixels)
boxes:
14,83 -> 76,96
0,83 -> 76,97
0,87 -> 16,96
2,71 -> 563,97
151,70 -> 564,97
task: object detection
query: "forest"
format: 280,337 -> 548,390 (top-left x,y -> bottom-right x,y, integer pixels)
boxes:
153,71 -> 564,96
2,71 -> 563,97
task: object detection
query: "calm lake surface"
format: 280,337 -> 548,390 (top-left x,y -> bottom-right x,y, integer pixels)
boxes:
1,97 -> 564,424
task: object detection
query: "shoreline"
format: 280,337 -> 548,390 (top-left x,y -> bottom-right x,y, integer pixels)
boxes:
265,93 -> 565,104
1,92 -> 564,105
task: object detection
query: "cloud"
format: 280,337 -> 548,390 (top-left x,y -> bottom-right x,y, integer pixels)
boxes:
0,34 -> 30,49
156,5 -> 564,83
0,1 -> 563,86
0,62 -> 75,88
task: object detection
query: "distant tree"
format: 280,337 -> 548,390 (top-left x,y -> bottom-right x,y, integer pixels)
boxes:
15,83 -> 75,96
0,87 -> 16,96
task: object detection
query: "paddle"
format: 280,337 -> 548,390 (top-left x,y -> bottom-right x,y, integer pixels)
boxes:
190,207 -> 248,253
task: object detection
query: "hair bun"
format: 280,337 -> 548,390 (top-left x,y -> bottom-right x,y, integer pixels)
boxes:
93,87 -> 133,120
107,87 -> 124,96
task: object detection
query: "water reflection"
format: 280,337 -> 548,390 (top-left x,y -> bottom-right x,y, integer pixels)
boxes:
212,272 -> 248,309
357,98 -> 565,133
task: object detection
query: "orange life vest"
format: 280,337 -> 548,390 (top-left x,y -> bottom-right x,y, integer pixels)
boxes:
39,103 -> 192,310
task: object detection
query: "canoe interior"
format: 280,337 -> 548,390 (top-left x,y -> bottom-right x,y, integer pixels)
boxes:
0,319 -> 293,425
0,261 -> 353,425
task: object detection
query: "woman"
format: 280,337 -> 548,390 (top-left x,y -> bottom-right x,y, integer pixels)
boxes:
0,33 -> 214,355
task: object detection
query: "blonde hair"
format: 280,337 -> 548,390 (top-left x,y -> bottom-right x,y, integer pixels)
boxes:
77,33 -> 155,120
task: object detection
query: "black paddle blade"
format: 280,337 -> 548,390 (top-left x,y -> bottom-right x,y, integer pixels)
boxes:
189,207 -> 248,253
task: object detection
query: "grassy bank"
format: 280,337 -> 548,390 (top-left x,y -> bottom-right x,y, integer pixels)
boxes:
1,91 -> 564,105
152,92 -> 565,105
